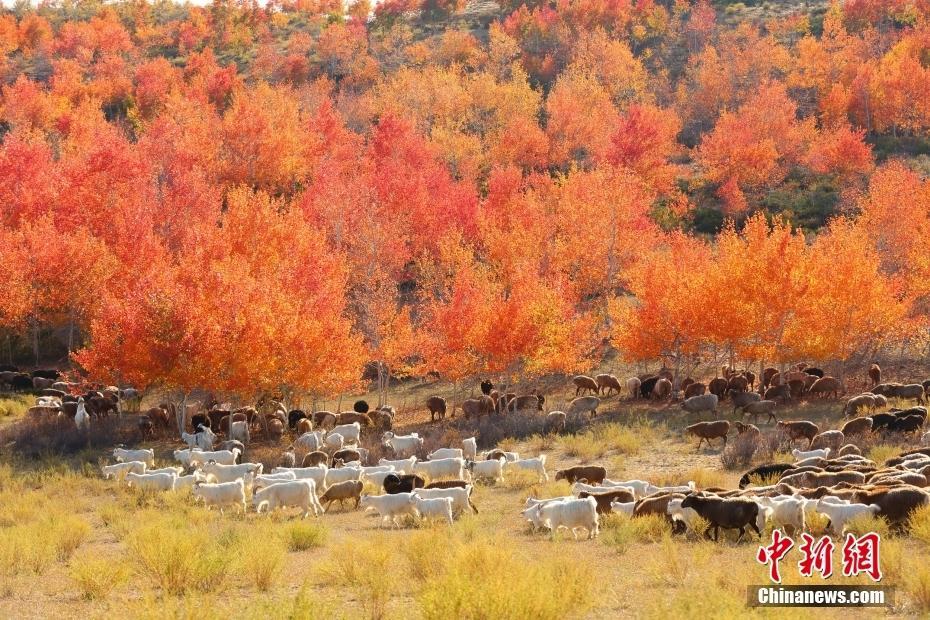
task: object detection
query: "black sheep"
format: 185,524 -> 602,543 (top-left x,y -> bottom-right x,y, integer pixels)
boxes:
639,376 -> 659,399
383,473 -> 425,494
870,412 -> 897,432
888,415 -> 924,434
288,409 -> 308,429
480,379 -> 494,395
353,400 -> 370,413
738,463 -> 794,489
804,367 -> 825,378
30,369 -> 60,380
680,494 -> 762,542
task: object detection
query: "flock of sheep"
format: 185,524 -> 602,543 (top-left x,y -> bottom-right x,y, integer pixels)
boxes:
12,359 -> 930,544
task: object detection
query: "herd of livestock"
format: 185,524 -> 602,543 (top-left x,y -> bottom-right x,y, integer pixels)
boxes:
7,361 -> 930,541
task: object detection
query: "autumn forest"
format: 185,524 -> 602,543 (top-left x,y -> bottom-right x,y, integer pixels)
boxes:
1,0 -> 929,397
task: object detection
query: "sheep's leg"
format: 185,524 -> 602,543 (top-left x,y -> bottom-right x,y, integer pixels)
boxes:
703,524 -> 714,540
736,526 -> 745,543
713,525 -> 720,541
749,519 -> 761,537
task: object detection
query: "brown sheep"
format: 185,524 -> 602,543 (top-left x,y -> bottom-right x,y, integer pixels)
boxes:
869,363 -> 882,387
850,486 -> 930,527
573,375 -> 599,396
764,384 -> 791,403
681,378 -> 695,391
146,406 -> 171,430
578,489 -> 636,514
776,420 -> 820,448
302,451 -> 328,467
633,492 -> 685,519
686,420 -> 731,450
319,480 -> 364,512
727,375 -> 748,394
309,411 -> 335,431
762,367 -> 779,389
744,370 -> 756,390
732,391 -> 762,414
595,374 -> 623,396
266,418 -> 284,440
554,466 -> 607,485
462,396 -> 495,419
336,411 -> 371,427
680,494 -> 762,542
545,411 -> 566,433
684,382 -> 706,398
567,396 -> 600,417
769,371 -> 783,388
708,378 -> 728,398
508,394 -> 544,412
779,470 -> 867,488
426,396 -> 447,422
810,430 -> 845,452
652,378 -> 672,400
138,417 -> 154,440
787,379 -> 807,400
838,444 -> 862,456
368,410 -> 393,431
332,449 -> 362,466
296,418 -> 312,435
808,376 -> 842,399
840,417 -> 872,437
733,421 -> 761,437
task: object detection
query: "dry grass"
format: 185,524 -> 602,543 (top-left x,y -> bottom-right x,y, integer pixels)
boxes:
70,555 -> 130,600
126,522 -> 233,595
282,520 -> 328,551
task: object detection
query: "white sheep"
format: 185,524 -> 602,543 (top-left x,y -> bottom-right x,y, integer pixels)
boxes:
329,422 -> 361,444
504,456 -> 547,482
101,461 -> 147,480
147,466 -> 185,476
75,399 -> 90,430
359,492 -> 420,528
192,480 -> 247,514
378,457 -> 418,475
272,465 -> 327,488
524,496 -> 573,509
602,479 -> 651,498
414,496 -> 454,526
535,497 -> 599,540
816,499 -> 881,535
611,500 -> 636,516
188,449 -> 240,466
381,432 -> 422,458
412,457 -> 467,481
364,470 -> 400,491
295,431 -> 325,452
755,496 -> 806,534
174,471 -> 209,490
253,479 -> 323,518
666,497 -> 701,530
793,448 -> 831,461
522,496 -> 573,531
463,437 -> 477,461
428,448 -> 463,460
414,486 -> 477,516
125,471 -> 177,491
571,482 -> 635,497
324,466 -> 362,488
113,447 -> 155,467
467,458 -> 505,483
229,420 -> 250,445
324,433 -> 344,450
253,471 -> 298,490
643,482 -> 696,496
797,495 -> 849,518
198,461 -> 263,485
181,425 -> 216,451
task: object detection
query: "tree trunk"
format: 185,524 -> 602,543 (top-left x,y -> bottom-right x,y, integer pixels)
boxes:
32,320 -> 39,367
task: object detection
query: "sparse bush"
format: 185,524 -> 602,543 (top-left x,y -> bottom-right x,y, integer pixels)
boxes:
416,534 -> 594,619
843,513 -> 891,539
320,541 -> 394,619
560,422 -> 653,461
51,515 -> 91,561
909,505 -> 930,545
904,559 -> 930,612
283,521 -> 328,551
0,396 -> 30,421
600,514 -> 670,553
720,432 -> 763,469
239,538 -> 285,592
0,415 -> 138,457
127,524 -> 232,595
71,555 -> 129,600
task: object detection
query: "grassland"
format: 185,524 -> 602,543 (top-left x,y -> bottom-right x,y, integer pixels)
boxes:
1,378 -> 929,618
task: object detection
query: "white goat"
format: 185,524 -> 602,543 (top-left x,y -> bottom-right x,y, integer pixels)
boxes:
378,457 -> 417,475
198,461 -> 262,485
428,448 -> 463,460
414,486 -> 477,516
101,461 -> 147,480
467,458 -> 505,483
272,465 -> 327,488
793,448 -> 831,461
229,420 -> 250,445
667,498 -> 701,530
755,496 -> 806,534
413,458 -> 467,481
324,466 -> 363,488
253,471 -> 298,490
462,437 -> 477,461
611,500 -> 636,516
125,471 -> 177,491
359,492 -> 420,528
381,432 -> 422,458
174,471 -> 209,490
535,497 -> 599,540
295,431 -> 325,452
192,480 -> 247,514
816,500 -> 881,535
188,449 -> 240,466
113,447 -> 155,467
414,496 -> 454,526
329,422 -> 361,444
253,479 -> 323,518
504,456 -> 548,482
